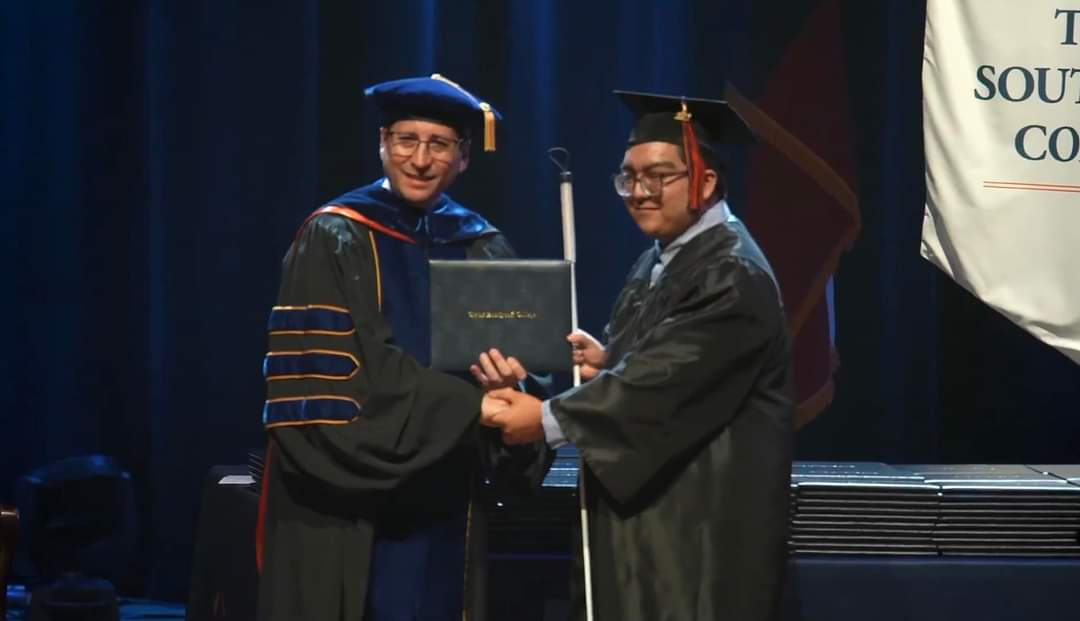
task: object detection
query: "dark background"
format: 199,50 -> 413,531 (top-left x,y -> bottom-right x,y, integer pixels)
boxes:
3,0 -> 1078,601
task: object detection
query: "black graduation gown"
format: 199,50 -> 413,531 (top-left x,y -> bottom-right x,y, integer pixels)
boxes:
256,180 -> 550,621
550,217 -> 794,621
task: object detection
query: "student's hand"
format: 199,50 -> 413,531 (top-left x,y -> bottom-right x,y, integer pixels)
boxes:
482,388 -> 544,445
567,330 -> 607,381
470,348 -> 527,391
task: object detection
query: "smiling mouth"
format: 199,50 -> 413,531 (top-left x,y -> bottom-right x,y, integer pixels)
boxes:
404,172 -> 435,183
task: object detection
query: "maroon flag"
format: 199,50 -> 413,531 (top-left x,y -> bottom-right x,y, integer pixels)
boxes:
735,0 -> 860,427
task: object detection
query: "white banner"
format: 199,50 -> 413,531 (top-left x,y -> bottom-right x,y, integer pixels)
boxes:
922,1 -> 1080,363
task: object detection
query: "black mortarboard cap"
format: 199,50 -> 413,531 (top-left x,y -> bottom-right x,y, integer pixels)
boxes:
616,88 -> 755,148
365,74 -> 502,151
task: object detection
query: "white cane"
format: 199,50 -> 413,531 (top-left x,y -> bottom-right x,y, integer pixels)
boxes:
549,148 -> 594,621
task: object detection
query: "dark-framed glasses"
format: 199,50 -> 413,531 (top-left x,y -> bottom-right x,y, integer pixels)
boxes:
612,169 -> 689,198
386,130 -> 464,160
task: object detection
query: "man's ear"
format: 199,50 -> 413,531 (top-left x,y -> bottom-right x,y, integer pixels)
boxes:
700,168 -> 719,205
378,127 -> 389,160
457,144 -> 471,174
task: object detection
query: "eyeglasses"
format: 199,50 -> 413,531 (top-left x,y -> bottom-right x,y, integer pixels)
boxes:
386,130 -> 464,160
612,169 -> 689,198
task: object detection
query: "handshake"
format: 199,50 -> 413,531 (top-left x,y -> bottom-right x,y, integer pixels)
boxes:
470,330 -> 607,445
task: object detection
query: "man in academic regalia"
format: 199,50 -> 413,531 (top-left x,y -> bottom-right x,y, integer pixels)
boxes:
482,90 -> 795,620
256,75 -> 549,621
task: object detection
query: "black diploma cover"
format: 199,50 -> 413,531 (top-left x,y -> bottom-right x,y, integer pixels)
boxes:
429,259 -> 572,372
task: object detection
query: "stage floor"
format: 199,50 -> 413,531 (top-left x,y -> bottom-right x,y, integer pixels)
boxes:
3,593 -> 185,620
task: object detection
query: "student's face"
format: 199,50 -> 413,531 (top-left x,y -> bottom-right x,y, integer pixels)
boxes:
619,142 -> 715,245
379,119 -> 469,210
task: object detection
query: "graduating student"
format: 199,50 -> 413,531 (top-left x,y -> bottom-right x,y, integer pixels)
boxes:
482,90 -> 795,621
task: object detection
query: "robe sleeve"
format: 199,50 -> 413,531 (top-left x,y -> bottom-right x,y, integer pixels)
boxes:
548,259 -> 784,505
264,215 -> 482,495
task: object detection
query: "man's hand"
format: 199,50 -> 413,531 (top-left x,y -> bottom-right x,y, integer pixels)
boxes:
481,392 -> 510,426
567,329 -> 607,381
470,348 -> 527,391
481,388 -> 544,445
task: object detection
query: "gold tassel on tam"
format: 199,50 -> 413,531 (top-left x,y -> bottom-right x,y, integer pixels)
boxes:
481,102 -> 496,152
431,73 -> 497,152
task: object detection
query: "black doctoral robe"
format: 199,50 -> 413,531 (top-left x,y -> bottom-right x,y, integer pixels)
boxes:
550,216 -> 794,621
256,180 -> 550,621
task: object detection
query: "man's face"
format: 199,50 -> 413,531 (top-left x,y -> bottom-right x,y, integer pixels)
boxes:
380,119 -> 469,210
619,142 -> 700,245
